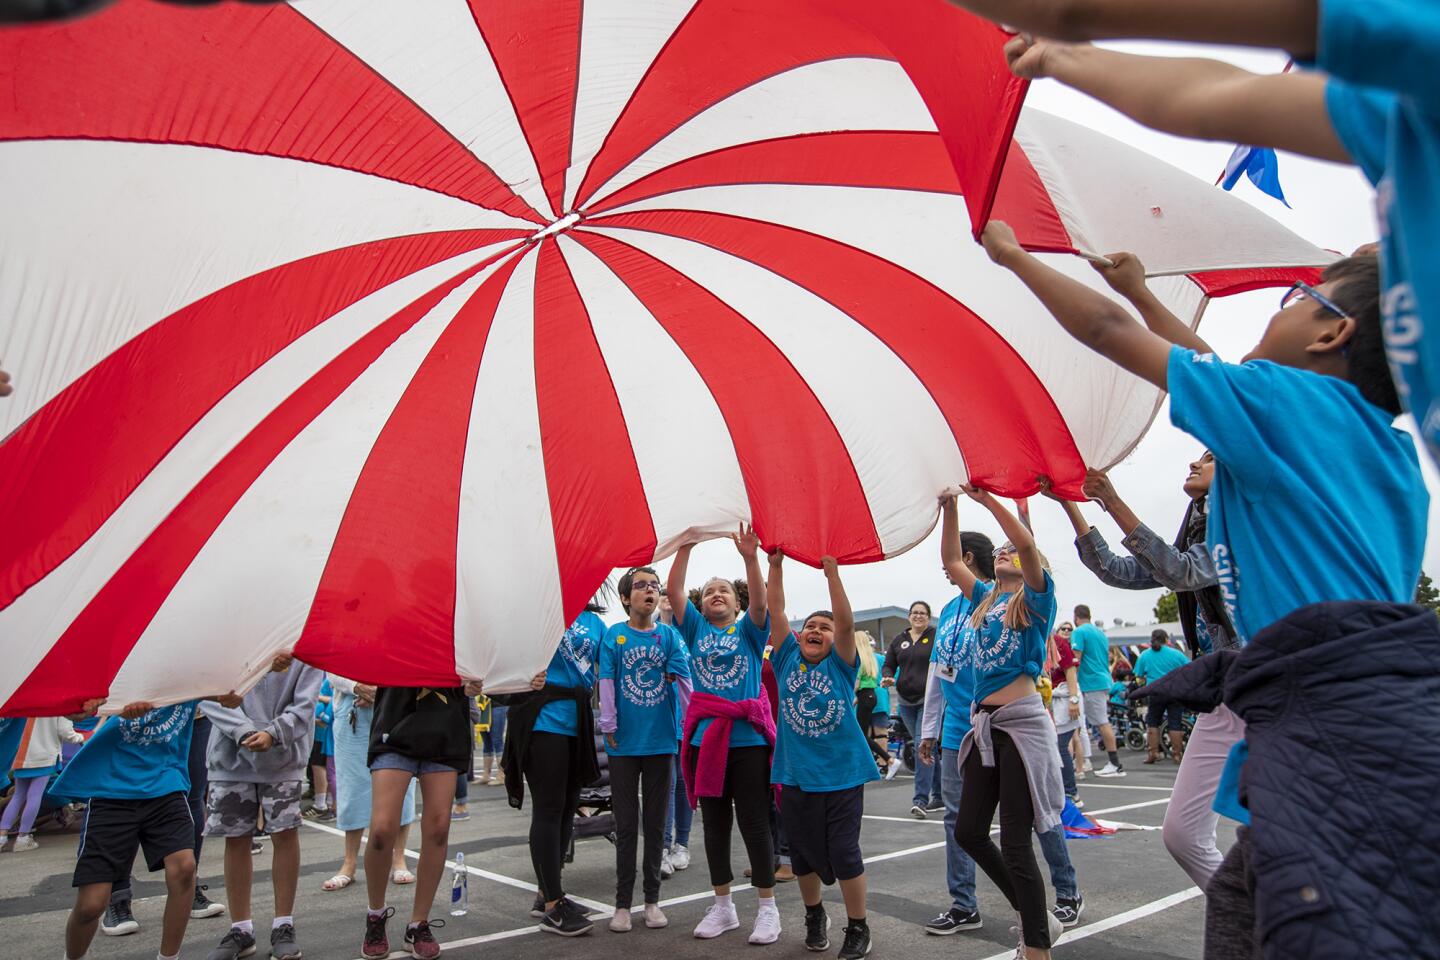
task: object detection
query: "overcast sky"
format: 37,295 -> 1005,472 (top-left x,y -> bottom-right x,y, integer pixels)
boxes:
622,41 -> 1440,629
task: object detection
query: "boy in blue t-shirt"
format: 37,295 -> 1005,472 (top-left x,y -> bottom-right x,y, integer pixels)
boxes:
598,565 -> 691,928
765,551 -> 877,960
58,690 -> 242,960
1134,631 -> 1192,762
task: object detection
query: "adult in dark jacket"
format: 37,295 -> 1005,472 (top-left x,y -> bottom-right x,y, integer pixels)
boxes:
1139,602 -> 1440,959
882,606 -> 939,816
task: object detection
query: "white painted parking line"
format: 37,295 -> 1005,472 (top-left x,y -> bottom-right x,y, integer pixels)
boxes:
1078,783 -> 1175,792
863,795 -> 1171,826
974,886 -> 1204,960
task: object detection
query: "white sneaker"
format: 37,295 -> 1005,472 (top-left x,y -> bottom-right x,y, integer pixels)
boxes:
660,850 -> 675,878
670,844 -> 690,871
1082,759 -> 1094,773
10,834 -> 37,852
694,903 -> 740,939
1049,910 -> 1064,943
610,909 -> 633,933
885,758 -> 902,781
748,904 -> 781,945
1095,762 -> 1126,778
909,804 -> 927,820
644,903 -> 668,928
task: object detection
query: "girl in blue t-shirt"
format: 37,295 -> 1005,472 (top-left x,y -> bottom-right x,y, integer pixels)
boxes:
947,488 -> 1061,958
598,566 -> 692,931
765,551 -> 878,959
665,524 -> 780,944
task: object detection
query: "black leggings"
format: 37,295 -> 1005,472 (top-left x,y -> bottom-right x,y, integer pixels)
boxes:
698,745 -> 775,888
854,688 -> 891,764
523,732 -> 583,903
609,754 -> 672,907
954,729 -> 1051,948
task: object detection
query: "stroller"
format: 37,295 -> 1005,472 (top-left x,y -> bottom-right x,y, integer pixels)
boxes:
1107,683 -> 1149,753
566,731 -> 615,863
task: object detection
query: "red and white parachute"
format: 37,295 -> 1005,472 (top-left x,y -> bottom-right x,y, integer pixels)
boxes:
0,1 -> 1326,712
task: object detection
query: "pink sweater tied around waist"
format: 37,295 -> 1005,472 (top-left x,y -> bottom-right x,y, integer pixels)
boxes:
681,690 -> 777,809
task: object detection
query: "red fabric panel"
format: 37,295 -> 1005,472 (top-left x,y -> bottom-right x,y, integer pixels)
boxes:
0,2 -> 544,222
466,0 -> 583,218
588,130 -> 960,215
1188,265 -> 1323,298
571,0 -> 894,210
1,256 -> 505,717
585,210 -> 1086,499
533,243 -> 657,617
0,229 -> 524,613
575,231 -> 883,566
295,256 -> 526,686
990,138 -> 1075,255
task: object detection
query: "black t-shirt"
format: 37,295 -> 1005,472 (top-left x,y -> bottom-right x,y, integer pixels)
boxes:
368,686 -> 471,773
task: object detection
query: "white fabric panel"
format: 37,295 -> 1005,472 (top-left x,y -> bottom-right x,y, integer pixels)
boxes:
0,244 -> 511,709
584,57 -> 936,210
452,250 -> 568,692
1016,108 -> 1331,273
564,0 -> 699,214
600,182 -> 1199,468
556,234 -> 749,560
583,226 -> 968,557
0,139 -> 528,436
106,256 -> 520,706
290,0 -> 556,220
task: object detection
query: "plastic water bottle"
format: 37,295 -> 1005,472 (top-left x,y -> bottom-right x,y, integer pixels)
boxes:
449,851 -> 468,916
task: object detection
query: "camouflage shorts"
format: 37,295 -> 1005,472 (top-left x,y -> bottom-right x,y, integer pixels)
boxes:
204,780 -> 303,837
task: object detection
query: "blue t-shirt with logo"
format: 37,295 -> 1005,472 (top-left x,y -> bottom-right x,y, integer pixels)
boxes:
52,701 -> 198,801
535,611 -> 605,737
1133,645 -> 1189,684
600,621 -> 691,756
931,591 -> 976,751
676,600 -> 769,748
1315,0 -> 1440,465
770,634 -> 880,792
961,571 -> 1056,703
1071,622 -> 1112,693
1168,348 -> 1427,642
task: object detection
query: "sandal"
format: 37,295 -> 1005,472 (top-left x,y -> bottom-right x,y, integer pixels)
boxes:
322,873 -> 355,891
392,868 -> 416,885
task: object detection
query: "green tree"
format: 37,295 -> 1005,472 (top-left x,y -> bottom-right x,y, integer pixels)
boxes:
1154,590 -> 1179,623
1417,572 -> 1440,618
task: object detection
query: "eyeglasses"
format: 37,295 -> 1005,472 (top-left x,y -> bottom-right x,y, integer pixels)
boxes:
1280,281 -> 1348,320
1058,627 -> 1073,633
630,581 -> 662,594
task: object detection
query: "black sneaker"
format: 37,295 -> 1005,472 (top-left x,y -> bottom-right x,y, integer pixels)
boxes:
925,798 -> 946,812
101,900 -> 139,936
250,840 -> 263,855
804,907 -> 830,952
539,897 -> 593,936
1053,893 -> 1085,929
205,927 -> 257,960
530,895 -> 547,918
924,907 -> 982,935
838,921 -> 871,959
270,922 -> 302,960
192,885 -> 226,919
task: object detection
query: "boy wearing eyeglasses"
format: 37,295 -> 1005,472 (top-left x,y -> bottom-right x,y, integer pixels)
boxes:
980,229 -> 1429,955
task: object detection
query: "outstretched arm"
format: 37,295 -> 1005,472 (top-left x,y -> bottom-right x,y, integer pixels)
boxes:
765,550 -> 790,649
942,0 -> 1317,56
1041,479 -> 1093,539
735,523 -> 768,628
965,485 -> 1048,594
1009,40 -> 1346,163
823,557 -> 857,665
983,221 -> 1172,389
666,543 -> 693,628
1092,253 -> 1214,355
1082,470 -> 1144,537
939,494 -> 978,596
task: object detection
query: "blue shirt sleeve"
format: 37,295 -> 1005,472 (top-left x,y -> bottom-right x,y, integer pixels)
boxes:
771,632 -> 798,674
599,631 -> 618,680
1022,570 -> 1057,624
1167,347 -> 1280,494
738,610 -> 770,658
676,600 -> 703,649
1324,79 -> 1395,185
1317,0 -> 1440,110
666,629 -> 691,679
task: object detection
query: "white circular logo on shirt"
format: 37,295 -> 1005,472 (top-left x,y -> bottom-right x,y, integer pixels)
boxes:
119,704 -> 191,746
560,622 -> 596,669
968,599 -> 1020,673
781,666 -> 844,738
695,630 -> 747,690
620,643 -> 668,708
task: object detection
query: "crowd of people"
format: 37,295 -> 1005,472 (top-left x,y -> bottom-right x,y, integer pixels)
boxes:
3,2 -> 1437,959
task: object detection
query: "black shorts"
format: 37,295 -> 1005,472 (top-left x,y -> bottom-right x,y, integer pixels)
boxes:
74,793 -> 194,888
1145,697 -> 1185,732
779,784 -> 864,885
308,736 -> 327,768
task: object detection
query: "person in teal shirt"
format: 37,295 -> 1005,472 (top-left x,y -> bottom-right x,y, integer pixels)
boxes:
765,551 -> 876,960
1070,609 -> 1123,777
1134,630 -> 1192,763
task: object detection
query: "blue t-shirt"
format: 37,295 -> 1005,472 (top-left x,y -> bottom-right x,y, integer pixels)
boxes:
676,600 -> 769,748
960,571 -> 1057,703
1070,623 -> 1111,694
1133,645 -> 1189,683
535,611 -> 605,737
1168,348 -> 1428,641
770,634 -> 880,792
600,621 -> 690,756
931,591 -> 976,751
52,701 -> 198,801
1316,0 -> 1440,465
